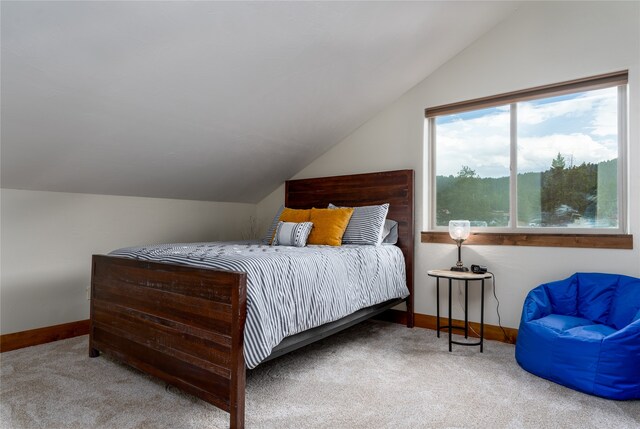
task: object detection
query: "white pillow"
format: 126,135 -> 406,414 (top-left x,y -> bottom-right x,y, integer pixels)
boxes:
328,203 -> 389,245
271,221 -> 313,247
382,219 -> 399,244
262,205 -> 284,244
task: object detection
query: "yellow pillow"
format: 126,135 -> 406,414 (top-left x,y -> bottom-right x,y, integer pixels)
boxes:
307,207 -> 354,246
278,208 -> 312,223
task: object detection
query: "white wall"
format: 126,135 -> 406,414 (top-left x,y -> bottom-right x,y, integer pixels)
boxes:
0,189 -> 255,334
257,1 -> 640,328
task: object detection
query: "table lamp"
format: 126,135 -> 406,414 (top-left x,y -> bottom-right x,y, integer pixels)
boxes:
449,220 -> 470,272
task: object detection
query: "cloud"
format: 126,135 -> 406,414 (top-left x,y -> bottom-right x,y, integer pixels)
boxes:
519,96 -> 590,125
518,133 -> 618,173
435,87 -> 618,177
590,90 -> 617,136
437,109 -> 510,178
437,141 -> 510,178
518,87 -> 618,139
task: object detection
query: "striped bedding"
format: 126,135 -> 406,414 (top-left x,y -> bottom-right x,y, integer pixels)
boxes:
110,241 -> 408,368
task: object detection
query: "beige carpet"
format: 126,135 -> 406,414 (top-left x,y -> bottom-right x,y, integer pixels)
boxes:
1,321 -> 638,429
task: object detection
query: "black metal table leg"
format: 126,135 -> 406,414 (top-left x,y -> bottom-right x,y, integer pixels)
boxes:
448,278 -> 452,352
436,277 -> 440,338
464,280 -> 469,339
480,279 -> 485,353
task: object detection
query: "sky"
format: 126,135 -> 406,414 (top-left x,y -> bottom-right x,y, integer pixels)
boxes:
435,86 -> 619,178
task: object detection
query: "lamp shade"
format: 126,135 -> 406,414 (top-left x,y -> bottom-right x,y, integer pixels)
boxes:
449,220 -> 470,240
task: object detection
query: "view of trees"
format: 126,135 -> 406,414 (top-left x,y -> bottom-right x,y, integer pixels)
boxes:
436,154 -> 618,228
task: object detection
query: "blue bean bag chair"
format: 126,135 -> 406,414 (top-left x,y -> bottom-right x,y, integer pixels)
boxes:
515,273 -> 640,400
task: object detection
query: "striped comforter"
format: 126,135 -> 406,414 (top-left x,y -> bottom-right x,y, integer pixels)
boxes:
110,241 -> 408,368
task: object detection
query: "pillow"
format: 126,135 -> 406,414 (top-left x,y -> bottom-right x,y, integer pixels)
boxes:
328,203 -> 389,245
262,205 -> 284,244
263,207 -> 312,244
271,221 -> 313,247
279,207 -> 312,223
382,219 -> 399,245
307,207 -> 354,246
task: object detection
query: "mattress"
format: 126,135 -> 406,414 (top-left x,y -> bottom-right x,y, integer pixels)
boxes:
110,241 -> 409,368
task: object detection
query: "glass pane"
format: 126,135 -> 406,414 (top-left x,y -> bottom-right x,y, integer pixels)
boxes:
435,106 -> 510,227
517,87 -> 618,228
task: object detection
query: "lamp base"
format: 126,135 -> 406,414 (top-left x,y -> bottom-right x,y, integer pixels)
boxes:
450,266 -> 469,272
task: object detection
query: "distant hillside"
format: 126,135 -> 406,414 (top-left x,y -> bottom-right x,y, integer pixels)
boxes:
435,157 -> 617,227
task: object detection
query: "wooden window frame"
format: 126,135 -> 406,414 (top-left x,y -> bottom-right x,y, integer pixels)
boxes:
420,231 -> 632,249
425,71 -> 628,118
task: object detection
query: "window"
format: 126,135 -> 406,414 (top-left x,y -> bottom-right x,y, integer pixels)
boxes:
426,71 -> 628,235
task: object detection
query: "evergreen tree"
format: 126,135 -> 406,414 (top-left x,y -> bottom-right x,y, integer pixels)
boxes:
542,152 -> 566,222
436,156 -> 617,228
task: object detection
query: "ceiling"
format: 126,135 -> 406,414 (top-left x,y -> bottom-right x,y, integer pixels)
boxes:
1,1 -> 518,203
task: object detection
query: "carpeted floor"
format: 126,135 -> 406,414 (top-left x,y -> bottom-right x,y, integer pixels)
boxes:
1,321 -> 638,429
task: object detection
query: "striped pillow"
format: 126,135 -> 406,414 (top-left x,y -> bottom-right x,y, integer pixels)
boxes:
328,203 -> 389,245
271,221 -> 314,247
262,205 -> 284,244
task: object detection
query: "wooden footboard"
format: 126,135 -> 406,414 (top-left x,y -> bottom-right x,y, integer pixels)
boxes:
89,255 -> 247,429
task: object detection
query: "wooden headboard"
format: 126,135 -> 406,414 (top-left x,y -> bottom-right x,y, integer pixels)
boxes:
285,169 -> 414,327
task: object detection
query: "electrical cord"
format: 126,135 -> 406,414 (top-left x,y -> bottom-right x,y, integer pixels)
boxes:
456,272 -> 508,341
487,272 -> 509,341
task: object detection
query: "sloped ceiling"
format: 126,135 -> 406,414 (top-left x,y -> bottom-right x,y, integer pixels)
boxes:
1,1 -> 518,203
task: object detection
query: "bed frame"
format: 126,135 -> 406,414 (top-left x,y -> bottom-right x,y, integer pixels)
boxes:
89,169 -> 414,429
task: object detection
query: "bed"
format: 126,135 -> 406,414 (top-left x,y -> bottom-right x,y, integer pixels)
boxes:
89,169 -> 414,429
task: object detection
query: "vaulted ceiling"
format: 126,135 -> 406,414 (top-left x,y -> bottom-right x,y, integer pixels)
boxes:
1,1 -> 518,203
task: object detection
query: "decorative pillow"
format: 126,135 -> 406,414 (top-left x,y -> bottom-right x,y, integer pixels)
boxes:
264,207 -> 312,244
279,207 -> 312,223
271,221 -> 313,247
262,205 -> 284,244
307,207 -> 354,246
382,219 -> 399,245
328,203 -> 389,245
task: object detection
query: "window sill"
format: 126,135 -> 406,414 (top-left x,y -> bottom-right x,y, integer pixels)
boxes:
420,231 -> 633,249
